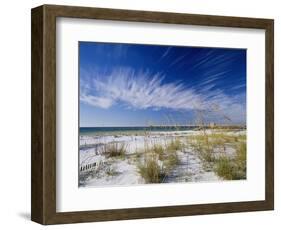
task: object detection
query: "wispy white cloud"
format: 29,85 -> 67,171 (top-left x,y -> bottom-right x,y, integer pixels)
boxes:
231,83 -> 246,90
168,54 -> 188,67
199,71 -> 229,86
80,94 -> 113,109
160,47 -> 172,59
80,67 -> 245,123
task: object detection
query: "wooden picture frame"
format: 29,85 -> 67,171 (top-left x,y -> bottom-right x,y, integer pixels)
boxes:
31,4 -> 274,225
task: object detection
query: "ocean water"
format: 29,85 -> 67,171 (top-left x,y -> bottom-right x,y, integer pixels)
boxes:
80,126 -> 198,136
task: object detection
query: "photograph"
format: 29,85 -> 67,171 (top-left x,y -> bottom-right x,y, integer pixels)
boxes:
78,42 -> 247,187
30,4 -> 274,224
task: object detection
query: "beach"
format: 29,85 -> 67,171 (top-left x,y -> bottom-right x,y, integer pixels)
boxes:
79,127 -> 246,187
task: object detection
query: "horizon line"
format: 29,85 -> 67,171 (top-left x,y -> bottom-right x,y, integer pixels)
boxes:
80,124 -> 247,128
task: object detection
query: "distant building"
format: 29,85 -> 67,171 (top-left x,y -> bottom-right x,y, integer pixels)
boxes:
209,122 -> 216,128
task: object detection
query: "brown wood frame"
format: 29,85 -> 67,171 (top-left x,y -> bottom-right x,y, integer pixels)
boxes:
31,4 -> 274,225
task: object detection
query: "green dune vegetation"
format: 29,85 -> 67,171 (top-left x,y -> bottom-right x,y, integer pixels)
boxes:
102,126 -> 246,183
79,125 -> 247,186
189,130 -> 246,180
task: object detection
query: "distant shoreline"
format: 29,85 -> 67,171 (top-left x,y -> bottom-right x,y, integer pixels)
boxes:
80,125 -> 246,128
80,125 -> 246,136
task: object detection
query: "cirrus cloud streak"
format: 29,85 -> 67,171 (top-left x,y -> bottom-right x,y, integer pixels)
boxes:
80,67 -> 246,123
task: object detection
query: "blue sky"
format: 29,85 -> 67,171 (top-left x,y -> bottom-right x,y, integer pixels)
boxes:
79,42 -> 246,127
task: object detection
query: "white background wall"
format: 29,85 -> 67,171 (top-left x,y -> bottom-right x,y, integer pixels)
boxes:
0,0 -> 279,229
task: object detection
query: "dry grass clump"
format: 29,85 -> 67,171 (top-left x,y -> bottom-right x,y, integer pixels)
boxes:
214,157 -> 237,180
237,134 -> 246,142
138,138 -> 182,183
189,130 -> 246,180
164,152 -> 180,171
166,138 -> 183,152
189,134 -> 215,163
152,143 -> 165,155
214,142 -> 246,180
137,153 -> 165,183
137,151 -> 180,183
200,151 -> 216,163
208,133 -> 230,147
235,142 -> 246,174
101,142 -> 127,158
191,132 -> 236,151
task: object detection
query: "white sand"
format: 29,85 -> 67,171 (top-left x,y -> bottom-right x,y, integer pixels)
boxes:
79,130 -> 245,187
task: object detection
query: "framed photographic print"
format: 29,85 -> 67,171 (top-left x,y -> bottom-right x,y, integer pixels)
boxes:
31,4 -> 274,225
